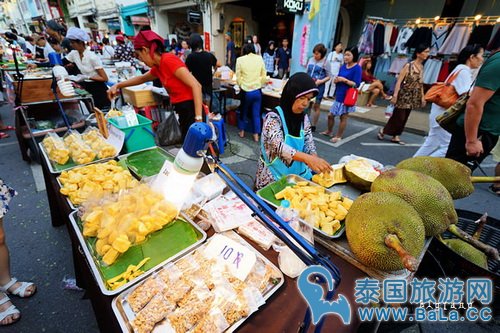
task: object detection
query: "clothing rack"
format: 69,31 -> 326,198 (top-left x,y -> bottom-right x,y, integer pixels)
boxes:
365,15 -> 396,23
365,15 -> 500,27
395,15 -> 500,26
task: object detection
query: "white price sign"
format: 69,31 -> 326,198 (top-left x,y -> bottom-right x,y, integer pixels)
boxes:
203,234 -> 256,281
106,124 -> 125,152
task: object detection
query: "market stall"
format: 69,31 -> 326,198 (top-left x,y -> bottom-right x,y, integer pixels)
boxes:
38,141 -> 379,332
3,66 -> 95,162
32,77 -> 499,332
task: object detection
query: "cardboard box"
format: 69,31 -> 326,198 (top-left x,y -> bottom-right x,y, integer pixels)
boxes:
13,78 -> 63,104
122,85 -> 156,108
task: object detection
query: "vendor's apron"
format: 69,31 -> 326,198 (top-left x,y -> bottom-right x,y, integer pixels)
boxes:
80,81 -> 111,110
261,106 -> 312,181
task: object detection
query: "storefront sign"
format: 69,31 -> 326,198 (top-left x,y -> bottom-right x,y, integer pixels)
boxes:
204,32 -> 210,51
277,0 -> 305,14
84,22 -> 98,29
187,9 -> 202,24
130,16 -> 150,26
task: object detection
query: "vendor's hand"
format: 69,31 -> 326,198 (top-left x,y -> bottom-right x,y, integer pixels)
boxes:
390,95 -> 397,105
466,139 -> 483,158
26,63 -> 37,70
306,155 -> 332,174
107,85 -> 120,100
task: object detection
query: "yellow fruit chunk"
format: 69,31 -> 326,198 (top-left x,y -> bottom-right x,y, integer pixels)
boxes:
102,248 -> 120,266
112,234 -> 131,253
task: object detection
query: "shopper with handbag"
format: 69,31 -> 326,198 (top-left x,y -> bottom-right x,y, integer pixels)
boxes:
415,45 -> 484,157
378,44 -> 430,145
446,48 -> 500,170
321,47 -> 361,143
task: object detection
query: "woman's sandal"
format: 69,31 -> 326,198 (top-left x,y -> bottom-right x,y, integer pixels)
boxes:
377,129 -> 385,141
238,130 -> 245,138
0,294 -> 20,326
0,278 -> 36,298
488,185 -> 500,196
320,131 -> 333,137
391,138 -> 406,145
0,126 -> 14,131
330,137 -> 342,143
0,132 -> 9,139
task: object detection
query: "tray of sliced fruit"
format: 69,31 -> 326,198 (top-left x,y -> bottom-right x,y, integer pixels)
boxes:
69,184 -> 207,295
257,174 -> 354,239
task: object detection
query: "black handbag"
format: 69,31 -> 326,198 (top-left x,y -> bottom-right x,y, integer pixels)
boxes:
436,76 -> 478,133
156,110 -> 182,146
435,93 -> 469,133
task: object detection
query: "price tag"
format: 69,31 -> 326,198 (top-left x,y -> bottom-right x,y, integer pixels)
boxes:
151,159 -> 173,191
106,124 -> 125,153
203,234 -> 256,281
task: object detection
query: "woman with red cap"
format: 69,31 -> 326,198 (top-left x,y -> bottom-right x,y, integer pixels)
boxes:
108,30 -> 203,139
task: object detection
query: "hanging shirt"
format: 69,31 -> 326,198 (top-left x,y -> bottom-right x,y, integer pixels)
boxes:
438,24 -> 472,55
393,27 -> 414,54
384,23 -> 394,54
389,26 -> 399,47
359,23 -> 375,54
373,23 -> 386,55
468,25 -> 495,49
430,24 -> 450,56
65,49 -> 103,77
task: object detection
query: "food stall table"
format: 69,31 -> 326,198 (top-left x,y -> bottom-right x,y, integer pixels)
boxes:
39,152 -> 382,333
4,70 -> 95,162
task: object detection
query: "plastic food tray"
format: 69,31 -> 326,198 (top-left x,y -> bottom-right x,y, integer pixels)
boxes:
69,211 -> 207,296
39,141 -> 118,174
111,231 -> 284,333
256,174 -> 356,239
117,146 -> 175,179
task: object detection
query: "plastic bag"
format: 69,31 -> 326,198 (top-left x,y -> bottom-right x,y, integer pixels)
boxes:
42,132 -> 70,165
157,111 -> 182,146
385,104 -> 394,118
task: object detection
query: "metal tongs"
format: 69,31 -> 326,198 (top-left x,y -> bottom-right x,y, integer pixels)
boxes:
201,148 -> 342,332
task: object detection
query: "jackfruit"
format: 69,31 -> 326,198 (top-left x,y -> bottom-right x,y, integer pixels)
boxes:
371,169 -> 457,236
311,166 -> 347,188
442,238 -> 488,269
344,159 -> 380,191
345,192 -> 425,271
396,157 -> 474,199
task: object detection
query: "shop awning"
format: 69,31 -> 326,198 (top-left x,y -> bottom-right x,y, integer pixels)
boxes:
131,16 -> 150,26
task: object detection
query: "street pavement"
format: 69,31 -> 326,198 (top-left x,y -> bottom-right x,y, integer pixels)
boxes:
0,101 -> 498,332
